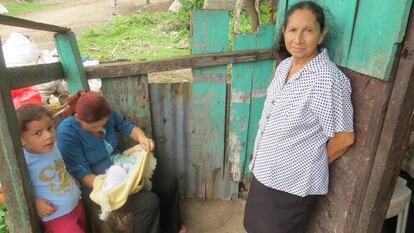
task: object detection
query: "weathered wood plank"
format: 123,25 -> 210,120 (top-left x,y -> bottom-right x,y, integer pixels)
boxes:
85,49 -> 276,80
190,10 -> 237,199
2,49 -> 276,89
346,0 -> 413,80
0,39 -> 41,233
55,32 -> 90,92
356,8 -> 414,232
0,15 -> 70,33
228,34 -> 257,182
244,25 -> 276,179
6,63 -> 63,89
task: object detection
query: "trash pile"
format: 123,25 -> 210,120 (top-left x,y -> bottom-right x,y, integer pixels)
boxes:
2,32 -> 101,111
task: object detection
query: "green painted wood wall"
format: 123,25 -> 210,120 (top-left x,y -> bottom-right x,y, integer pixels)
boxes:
229,25 -> 276,181
190,10 -> 239,199
275,0 -> 413,80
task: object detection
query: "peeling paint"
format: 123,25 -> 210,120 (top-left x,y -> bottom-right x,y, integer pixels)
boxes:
231,90 -> 251,103
228,132 -> 243,181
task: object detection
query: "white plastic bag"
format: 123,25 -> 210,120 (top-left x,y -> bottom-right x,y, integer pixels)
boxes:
2,33 -> 42,67
168,0 -> 182,12
0,4 -> 8,14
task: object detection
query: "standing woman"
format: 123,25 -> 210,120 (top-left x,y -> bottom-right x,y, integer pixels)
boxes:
57,90 -> 185,233
243,1 -> 355,233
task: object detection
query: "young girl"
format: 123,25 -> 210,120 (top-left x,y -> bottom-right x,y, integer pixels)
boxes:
17,103 -> 85,233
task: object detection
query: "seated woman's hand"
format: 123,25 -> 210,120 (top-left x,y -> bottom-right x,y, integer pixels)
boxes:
35,198 -> 56,218
138,135 -> 155,152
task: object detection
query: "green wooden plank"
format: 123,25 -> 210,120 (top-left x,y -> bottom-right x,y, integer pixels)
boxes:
101,75 -> 152,150
190,10 -> 236,199
346,0 -> 413,80
244,25 -> 276,178
55,32 -> 89,92
228,34 -> 257,182
191,10 -> 229,54
0,42 -> 41,233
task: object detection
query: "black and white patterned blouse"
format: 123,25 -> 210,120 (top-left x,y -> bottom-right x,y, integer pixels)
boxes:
250,49 -> 354,197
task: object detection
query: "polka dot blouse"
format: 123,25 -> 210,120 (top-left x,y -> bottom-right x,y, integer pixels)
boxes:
250,49 -> 354,197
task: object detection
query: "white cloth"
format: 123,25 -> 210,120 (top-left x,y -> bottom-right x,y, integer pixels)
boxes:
250,49 -> 354,197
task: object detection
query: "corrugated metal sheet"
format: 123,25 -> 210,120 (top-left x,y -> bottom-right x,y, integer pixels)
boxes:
149,83 -> 239,200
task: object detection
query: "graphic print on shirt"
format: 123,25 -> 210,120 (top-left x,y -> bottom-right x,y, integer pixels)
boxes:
38,159 -> 72,193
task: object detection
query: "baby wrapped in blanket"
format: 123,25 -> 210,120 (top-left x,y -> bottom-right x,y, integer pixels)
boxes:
90,145 -> 157,220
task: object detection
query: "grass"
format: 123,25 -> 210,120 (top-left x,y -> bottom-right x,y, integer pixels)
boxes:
78,12 -> 191,62
77,2 -> 272,62
3,0 -> 58,16
0,203 -> 7,233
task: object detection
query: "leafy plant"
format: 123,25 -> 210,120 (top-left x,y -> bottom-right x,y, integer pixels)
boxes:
0,203 -> 8,233
78,11 -> 190,61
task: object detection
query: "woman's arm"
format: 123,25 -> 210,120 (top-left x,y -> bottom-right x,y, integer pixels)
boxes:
327,131 -> 355,164
81,174 -> 97,189
129,127 -> 155,152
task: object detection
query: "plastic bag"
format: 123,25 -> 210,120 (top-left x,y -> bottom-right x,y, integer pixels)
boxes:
11,87 -> 42,109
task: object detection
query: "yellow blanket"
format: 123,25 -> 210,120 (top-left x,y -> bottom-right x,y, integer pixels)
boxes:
90,145 -> 157,220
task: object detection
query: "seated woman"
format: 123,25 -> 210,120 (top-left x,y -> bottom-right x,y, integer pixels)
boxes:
57,90 -> 185,233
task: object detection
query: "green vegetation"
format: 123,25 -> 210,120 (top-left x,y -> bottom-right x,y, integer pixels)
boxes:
78,0 -> 206,61
77,1 -> 271,61
0,204 -> 7,233
78,12 -> 190,61
3,0 -> 57,16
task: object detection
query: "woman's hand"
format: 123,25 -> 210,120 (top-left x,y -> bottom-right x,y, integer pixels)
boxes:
35,198 -> 56,218
138,135 -> 155,152
130,127 -> 155,152
327,131 -> 355,164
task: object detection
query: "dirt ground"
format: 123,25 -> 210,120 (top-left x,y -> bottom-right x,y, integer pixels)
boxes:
1,1 -> 244,232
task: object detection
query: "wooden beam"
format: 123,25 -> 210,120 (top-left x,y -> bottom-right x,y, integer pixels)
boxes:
6,63 -> 63,89
0,15 -> 70,33
0,36 -> 42,233
85,48 -> 276,80
0,49 -> 275,89
55,32 -> 89,92
356,7 -> 414,232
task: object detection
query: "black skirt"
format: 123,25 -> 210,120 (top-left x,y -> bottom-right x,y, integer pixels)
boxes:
243,175 -> 319,233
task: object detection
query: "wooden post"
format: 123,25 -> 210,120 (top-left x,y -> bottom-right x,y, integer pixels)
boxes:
0,40 -> 41,233
55,31 -> 90,93
356,7 -> 414,232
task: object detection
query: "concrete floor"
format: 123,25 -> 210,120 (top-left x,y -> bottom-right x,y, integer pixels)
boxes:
181,199 -> 246,233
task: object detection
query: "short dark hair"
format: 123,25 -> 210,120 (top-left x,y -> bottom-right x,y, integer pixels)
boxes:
16,104 -> 52,133
277,1 -> 326,59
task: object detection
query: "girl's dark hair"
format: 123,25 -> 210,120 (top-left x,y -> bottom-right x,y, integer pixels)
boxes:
277,1 -> 326,59
64,90 -> 111,123
16,104 -> 52,133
